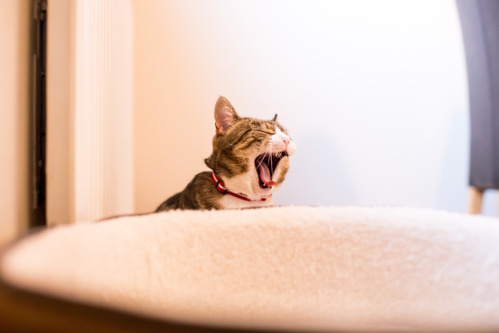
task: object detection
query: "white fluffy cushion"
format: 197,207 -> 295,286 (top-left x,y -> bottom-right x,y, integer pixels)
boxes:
2,206 -> 499,332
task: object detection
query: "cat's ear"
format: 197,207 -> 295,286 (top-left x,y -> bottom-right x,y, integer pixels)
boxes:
214,96 -> 240,134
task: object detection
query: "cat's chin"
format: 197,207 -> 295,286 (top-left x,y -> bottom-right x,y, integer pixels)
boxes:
251,185 -> 277,200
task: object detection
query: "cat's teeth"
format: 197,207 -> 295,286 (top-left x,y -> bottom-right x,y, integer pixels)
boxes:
270,151 -> 284,158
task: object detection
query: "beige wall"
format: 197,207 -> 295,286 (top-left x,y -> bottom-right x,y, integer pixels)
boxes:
133,1 -> 215,212
133,1 -> 472,214
0,0 -> 33,244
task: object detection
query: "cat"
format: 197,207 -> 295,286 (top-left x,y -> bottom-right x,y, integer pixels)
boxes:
155,96 -> 296,211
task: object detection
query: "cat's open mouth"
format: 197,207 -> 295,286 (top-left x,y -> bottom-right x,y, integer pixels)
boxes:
255,151 -> 288,189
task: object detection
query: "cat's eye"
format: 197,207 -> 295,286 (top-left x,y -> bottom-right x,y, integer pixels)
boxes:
255,129 -> 275,135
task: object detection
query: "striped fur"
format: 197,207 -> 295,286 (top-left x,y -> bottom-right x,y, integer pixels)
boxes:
155,96 -> 293,212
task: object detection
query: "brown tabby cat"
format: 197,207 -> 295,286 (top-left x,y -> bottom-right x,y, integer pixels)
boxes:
155,96 -> 296,211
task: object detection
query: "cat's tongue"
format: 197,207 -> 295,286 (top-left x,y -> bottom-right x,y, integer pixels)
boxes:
258,163 -> 276,187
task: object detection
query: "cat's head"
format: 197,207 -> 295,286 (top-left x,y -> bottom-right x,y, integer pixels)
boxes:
205,96 -> 296,200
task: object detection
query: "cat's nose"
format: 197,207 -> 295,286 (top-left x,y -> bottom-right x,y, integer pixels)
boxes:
282,137 -> 290,146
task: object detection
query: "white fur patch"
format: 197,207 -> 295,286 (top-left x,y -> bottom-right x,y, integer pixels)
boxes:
270,127 -> 294,155
219,194 -> 273,209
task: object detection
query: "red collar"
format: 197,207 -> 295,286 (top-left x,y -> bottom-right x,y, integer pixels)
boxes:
211,172 -> 270,202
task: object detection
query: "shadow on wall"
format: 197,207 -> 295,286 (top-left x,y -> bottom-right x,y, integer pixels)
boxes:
274,134 -> 357,206
437,109 -> 469,214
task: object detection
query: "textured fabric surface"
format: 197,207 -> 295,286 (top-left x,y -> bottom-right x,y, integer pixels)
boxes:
2,206 -> 499,332
456,0 -> 499,189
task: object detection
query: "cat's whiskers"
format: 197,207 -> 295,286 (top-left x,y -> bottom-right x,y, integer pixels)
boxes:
255,152 -> 267,170
255,141 -> 272,170
269,144 -> 274,175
